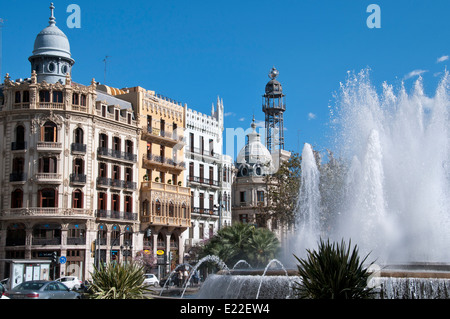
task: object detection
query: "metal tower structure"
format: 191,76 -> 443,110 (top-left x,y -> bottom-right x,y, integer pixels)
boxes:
262,67 -> 286,153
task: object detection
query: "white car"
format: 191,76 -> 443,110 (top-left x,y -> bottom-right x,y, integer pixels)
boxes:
143,274 -> 159,287
56,276 -> 83,290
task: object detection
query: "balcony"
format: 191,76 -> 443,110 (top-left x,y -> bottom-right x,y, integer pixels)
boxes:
36,142 -> 62,152
97,147 -> 137,163
140,181 -> 190,195
142,154 -> 185,174
70,173 -> 86,184
186,147 -> 219,161
96,177 -> 137,190
0,208 -> 92,218
10,172 -> 27,183
34,173 -> 62,183
71,143 -> 86,154
141,126 -> 185,147
11,142 -> 27,151
192,207 -> 218,216
32,237 -> 61,246
67,237 -> 87,245
188,176 -> 219,188
95,209 -> 137,221
37,102 -> 64,110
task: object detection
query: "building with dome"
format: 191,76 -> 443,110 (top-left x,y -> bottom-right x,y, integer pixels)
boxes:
232,68 -> 290,237
0,4 -> 140,282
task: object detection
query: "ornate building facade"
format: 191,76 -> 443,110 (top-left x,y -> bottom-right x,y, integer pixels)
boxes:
0,5 -> 140,281
108,86 -> 191,275
184,98 -> 233,258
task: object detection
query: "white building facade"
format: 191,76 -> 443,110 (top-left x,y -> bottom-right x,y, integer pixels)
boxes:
184,98 -> 233,255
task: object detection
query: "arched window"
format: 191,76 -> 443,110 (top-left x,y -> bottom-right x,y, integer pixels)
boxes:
15,125 -> 25,144
73,158 -> 84,175
157,233 -> 164,248
98,224 -> 107,245
72,189 -> 83,209
155,200 -> 161,216
11,189 -> 23,208
111,225 -> 120,247
41,121 -> 57,142
124,226 -> 133,246
168,202 -> 174,217
182,203 -> 187,219
74,127 -> 84,144
170,234 -> 178,249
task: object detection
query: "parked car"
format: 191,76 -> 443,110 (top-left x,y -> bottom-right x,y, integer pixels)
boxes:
0,282 -> 9,299
143,274 -> 159,287
55,276 -> 83,290
5,280 -> 81,299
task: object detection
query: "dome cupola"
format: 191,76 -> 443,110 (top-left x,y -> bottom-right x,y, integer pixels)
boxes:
28,3 -> 75,84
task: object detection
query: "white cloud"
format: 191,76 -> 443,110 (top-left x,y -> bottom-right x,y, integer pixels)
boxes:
238,117 -> 245,122
437,55 -> 449,63
308,112 -> 317,120
403,69 -> 428,80
254,120 -> 265,128
224,112 -> 235,117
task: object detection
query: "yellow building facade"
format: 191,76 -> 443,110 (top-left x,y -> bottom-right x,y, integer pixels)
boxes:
101,85 -> 191,272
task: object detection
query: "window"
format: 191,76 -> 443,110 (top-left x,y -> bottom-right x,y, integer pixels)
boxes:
142,200 -> 150,216
168,202 -> 174,217
72,189 -> 83,208
239,214 -> 248,224
257,191 -> 265,203
53,91 -> 63,103
199,164 -> 204,183
99,134 -> 108,148
39,188 -> 57,207
199,223 -> 204,240
39,157 -> 57,173
125,167 -> 132,182
200,136 -> 204,154
240,191 -> 246,203
15,91 -> 21,103
73,158 -> 84,175
112,165 -> 120,180
209,194 -> 214,211
99,162 -> 107,177
12,157 -> 25,174
209,166 -> 213,184
23,91 -> 30,103
74,128 -> 83,144
16,125 -> 25,144
199,193 -> 204,212
189,162 -> 194,180
155,200 -> 161,216
189,133 -> 194,152
111,194 -> 120,212
147,116 -> 152,130
11,189 -> 23,208
124,196 -> 132,213
72,93 -> 79,105
41,121 -> 57,142
191,191 -> 194,211
98,192 -> 107,210
113,136 -> 121,151
80,94 -> 87,106
39,90 -> 50,102
209,139 -> 214,156
125,140 -> 133,154
160,119 -> 165,134
115,110 -> 119,121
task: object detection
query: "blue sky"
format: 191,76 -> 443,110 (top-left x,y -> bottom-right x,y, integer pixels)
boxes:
2,0 -> 450,158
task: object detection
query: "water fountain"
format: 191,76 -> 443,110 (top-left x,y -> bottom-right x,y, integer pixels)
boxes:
182,69 -> 450,299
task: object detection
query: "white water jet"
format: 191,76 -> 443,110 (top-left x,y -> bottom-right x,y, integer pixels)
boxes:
296,69 -> 450,263
291,143 -> 321,258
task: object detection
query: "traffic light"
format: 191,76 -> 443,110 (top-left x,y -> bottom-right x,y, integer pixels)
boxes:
52,251 -> 57,263
146,228 -> 151,237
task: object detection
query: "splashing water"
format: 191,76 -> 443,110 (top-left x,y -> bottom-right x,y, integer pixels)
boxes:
294,69 -> 450,263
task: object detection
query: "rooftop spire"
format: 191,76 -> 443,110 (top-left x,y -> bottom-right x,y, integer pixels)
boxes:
49,2 -> 56,26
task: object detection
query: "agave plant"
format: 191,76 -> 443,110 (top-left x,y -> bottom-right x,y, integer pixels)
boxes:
89,262 -> 153,299
293,238 -> 375,299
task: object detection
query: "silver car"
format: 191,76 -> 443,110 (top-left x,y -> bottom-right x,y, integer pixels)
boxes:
6,280 -> 81,299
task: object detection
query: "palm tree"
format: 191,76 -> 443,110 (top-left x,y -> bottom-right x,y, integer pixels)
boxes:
200,223 -> 280,268
247,228 -> 280,267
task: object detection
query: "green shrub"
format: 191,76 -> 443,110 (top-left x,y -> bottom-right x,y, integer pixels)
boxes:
293,238 -> 374,299
89,262 -> 153,299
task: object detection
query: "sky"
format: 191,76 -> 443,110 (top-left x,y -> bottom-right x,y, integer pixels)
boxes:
2,0 -> 450,159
